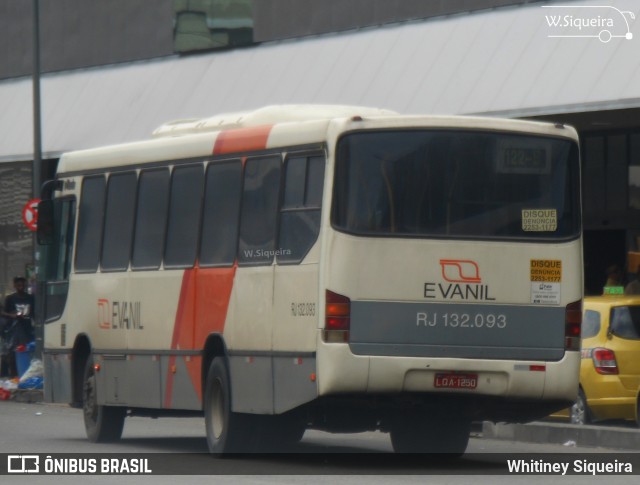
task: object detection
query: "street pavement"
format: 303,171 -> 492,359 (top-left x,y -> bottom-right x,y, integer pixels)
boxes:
7,389 -> 640,452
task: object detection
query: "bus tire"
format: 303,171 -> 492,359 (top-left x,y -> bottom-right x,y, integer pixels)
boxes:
390,413 -> 470,455
204,357 -> 249,455
82,358 -> 126,443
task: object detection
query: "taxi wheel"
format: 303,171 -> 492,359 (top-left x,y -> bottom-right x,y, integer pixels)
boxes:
636,396 -> 640,428
570,389 -> 591,425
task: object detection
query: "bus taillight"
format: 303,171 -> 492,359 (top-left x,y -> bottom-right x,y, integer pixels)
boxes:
324,290 -> 350,343
565,300 -> 582,351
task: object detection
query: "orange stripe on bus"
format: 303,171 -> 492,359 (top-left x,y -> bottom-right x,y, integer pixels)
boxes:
164,266 -> 237,408
213,125 -> 273,155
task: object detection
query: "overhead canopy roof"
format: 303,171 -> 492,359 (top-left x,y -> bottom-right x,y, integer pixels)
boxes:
1,0 -> 639,162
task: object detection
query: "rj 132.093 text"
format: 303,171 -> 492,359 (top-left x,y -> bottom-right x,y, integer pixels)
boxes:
416,312 -> 507,328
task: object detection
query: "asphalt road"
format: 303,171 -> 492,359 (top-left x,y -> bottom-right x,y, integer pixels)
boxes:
0,400 -> 638,485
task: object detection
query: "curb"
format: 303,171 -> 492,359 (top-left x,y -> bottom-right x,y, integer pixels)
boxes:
1,389 -> 44,403
10,389 -> 44,404
482,421 -> 640,451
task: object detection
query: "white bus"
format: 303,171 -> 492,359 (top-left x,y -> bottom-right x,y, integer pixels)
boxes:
38,105 -> 582,454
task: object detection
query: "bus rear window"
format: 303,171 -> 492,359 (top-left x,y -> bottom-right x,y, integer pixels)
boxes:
332,130 -> 580,240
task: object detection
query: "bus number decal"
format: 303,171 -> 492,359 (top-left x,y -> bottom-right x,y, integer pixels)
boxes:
291,302 -> 316,317
416,311 -> 507,329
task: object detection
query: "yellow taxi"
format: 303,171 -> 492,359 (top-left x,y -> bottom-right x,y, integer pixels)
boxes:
570,295 -> 640,425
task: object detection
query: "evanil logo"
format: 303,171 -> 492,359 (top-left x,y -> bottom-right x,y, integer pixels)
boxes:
423,260 -> 496,301
542,5 -> 635,43
440,259 -> 481,283
97,298 -> 143,330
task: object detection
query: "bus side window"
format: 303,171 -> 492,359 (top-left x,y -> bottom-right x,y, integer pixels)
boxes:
132,168 -> 170,270
75,176 -> 106,273
58,199 -> 76,281
200,160 -> 242,267
238,156 -> 281,266
164,164 -> 205,268
41,197 -> 76,322
101,172 -> 137,271
278,155 -> 325,264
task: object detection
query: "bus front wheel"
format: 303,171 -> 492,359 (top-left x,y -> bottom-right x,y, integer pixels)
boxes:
204,357 -> 250,454
82,358 -> 126,442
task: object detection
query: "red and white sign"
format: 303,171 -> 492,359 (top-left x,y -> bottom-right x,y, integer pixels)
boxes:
22,198 -> 41,232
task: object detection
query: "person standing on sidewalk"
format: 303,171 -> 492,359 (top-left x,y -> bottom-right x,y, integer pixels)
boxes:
1,277 -> 35,350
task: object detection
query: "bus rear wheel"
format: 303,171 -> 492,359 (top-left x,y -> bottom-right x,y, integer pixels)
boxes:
204,357 -> 251,454
82,358 -> 126,442
390,413 -> 471,455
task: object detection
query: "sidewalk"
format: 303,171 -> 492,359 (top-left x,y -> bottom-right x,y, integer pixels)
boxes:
483,421 -> 640,451
13,389 -> 44,403
0,386 -> 43,403
0,376 -> 43,404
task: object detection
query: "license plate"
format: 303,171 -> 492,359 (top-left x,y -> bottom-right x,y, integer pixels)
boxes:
434,373 -> 478,389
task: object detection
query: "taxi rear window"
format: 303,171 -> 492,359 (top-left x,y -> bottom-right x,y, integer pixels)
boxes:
610,306 -> 640,340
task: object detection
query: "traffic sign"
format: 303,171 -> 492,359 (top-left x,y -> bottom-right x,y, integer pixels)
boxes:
22,198 -> 41,232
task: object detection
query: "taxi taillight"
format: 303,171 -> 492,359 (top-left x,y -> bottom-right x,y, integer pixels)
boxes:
324,290 -> 350,343
592,348 -> 619,375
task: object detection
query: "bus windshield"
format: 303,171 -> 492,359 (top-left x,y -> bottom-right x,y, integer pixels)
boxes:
332,130 -> 580,240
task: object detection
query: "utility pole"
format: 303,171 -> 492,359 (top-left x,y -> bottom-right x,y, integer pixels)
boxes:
32,0 -> 43,358
33,0 -> 41,199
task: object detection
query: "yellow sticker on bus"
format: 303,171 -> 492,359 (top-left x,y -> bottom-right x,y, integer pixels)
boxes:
522,209 -> 557,232
530,259 -> 562,283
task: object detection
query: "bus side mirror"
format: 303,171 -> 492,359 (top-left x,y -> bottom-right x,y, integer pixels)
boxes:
37,199 -> 54,245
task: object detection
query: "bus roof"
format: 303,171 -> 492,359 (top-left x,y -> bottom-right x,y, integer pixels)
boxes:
55,105 -> 578,176
151,104 -> 398,138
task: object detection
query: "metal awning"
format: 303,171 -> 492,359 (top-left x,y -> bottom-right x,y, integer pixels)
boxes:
1,0 -> 639,161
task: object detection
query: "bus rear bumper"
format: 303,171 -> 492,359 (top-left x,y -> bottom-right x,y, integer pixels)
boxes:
317,341 -> 580,403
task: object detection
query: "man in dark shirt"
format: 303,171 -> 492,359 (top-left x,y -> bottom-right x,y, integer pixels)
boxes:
1,277 -> 35,348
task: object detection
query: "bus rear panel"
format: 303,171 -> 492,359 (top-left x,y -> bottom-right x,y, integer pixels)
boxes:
315,126 -> 581,427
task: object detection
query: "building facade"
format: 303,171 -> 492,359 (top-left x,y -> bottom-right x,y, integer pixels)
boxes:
0,0 -> 638,296
0,0 -> 545,79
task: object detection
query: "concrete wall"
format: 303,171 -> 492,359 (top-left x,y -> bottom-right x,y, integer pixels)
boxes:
0,0 -> 545,80
253,0 -> 542,40
0,0 -> 174,79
